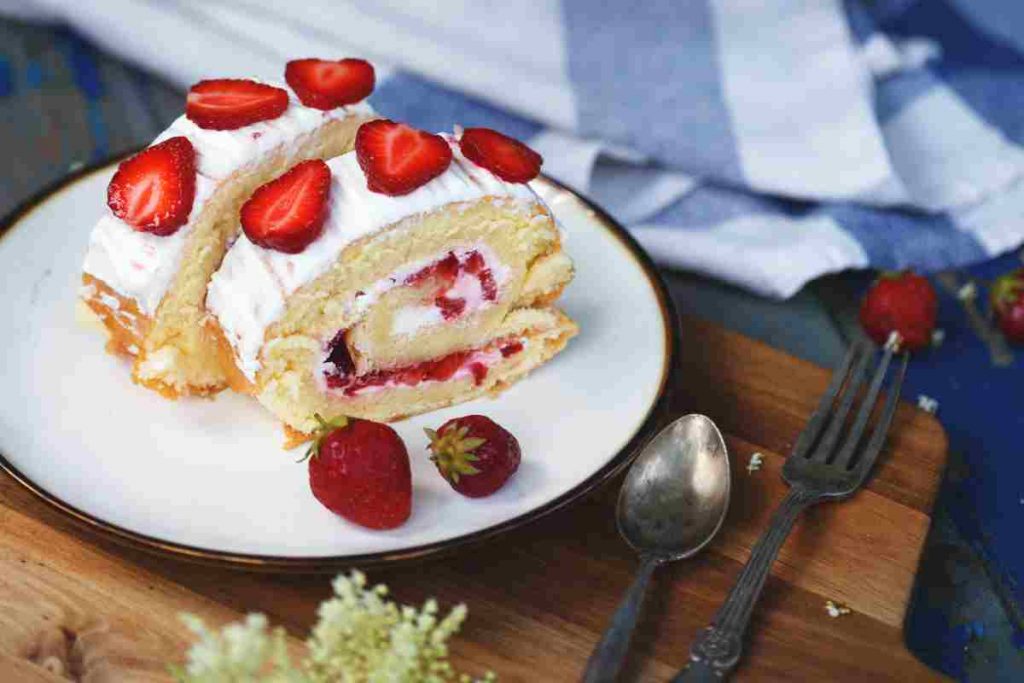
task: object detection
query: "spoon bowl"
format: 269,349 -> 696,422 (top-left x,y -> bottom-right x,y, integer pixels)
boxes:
619,413 -> 731,560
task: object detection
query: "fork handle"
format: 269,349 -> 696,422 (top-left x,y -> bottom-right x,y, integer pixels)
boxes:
673,487 -> 815,681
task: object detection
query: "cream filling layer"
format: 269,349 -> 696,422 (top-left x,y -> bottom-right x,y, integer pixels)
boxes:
218,243 -> 507,382
81,85 -> 373,318
207,141 -> 540,382
390,253 -> 501,337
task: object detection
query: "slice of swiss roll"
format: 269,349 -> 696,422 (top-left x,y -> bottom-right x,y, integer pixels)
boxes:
207,121 -> 577,439
80,60 -> 378,398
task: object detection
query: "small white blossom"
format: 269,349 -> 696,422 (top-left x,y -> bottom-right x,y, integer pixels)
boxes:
957,281 -> 978,302
175,613 -> 300,682
825,600 -> 851,618
917,395 -> 939,414
931,329 -> 945,347
747,452 -> 764,474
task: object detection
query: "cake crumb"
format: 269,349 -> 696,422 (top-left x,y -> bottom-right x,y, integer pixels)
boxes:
884,330 -> 902,351
956,281 -> 978,302
747,452 -> 763,474
931,329 -> 945,347
917,395 -> 939,414
825,600 -> 851,618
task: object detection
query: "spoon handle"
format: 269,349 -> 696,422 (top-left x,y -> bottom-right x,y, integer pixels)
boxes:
673,488 -> 814,681
582,555 -> 662,683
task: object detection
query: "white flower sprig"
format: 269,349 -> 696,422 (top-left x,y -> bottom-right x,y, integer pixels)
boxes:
172,571 -> 485,682
173,613 -> 300,682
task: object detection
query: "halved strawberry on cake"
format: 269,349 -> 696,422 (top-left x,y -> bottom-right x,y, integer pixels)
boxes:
207,121 -> 577,440
79,59 -> 378,398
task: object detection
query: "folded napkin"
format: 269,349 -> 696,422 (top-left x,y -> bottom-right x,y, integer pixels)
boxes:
5,0 -> 1024,298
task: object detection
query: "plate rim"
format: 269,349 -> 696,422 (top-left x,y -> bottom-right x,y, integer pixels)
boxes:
0,156 -> 680,571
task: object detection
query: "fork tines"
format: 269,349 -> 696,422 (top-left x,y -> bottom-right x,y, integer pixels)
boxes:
789,339 -> 909,471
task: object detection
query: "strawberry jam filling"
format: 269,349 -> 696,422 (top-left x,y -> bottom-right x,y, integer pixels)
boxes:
405,250 -> 498,322
325,329 -> 356,374
323,334 -> 525,397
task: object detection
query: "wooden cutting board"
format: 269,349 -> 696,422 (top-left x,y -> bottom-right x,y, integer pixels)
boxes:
0,316 -> 947,682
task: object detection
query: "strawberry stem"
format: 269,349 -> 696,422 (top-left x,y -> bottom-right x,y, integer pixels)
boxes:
935,271 -> 1014,367
298,412 -> 350,463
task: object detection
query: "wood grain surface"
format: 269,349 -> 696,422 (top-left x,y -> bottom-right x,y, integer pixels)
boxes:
0,316 -> 948,681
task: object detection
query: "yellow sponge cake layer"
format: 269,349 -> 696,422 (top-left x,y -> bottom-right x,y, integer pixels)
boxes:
268,308 -> 577,433
207,135 -> 576,436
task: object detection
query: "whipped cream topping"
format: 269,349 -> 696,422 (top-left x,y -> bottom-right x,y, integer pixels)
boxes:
82,176 -> 216,315
153,97 -> 373,181
207,141 -> 542,381
81,84 -> 373,317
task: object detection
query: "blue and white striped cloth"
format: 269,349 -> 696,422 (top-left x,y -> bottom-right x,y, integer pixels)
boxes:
8,0 -> 1024,297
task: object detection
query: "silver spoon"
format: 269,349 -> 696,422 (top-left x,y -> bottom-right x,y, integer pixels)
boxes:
582,414 -> 731,683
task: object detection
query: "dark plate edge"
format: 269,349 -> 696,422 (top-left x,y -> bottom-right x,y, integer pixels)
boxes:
0,157 -> 680,572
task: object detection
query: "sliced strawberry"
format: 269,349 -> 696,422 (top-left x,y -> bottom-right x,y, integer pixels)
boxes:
461,250 -> 498,300
427,352 -> 470,382
434,252 -> 461,285
285,58 -> 375,110
395,367 -> 425,386
186,79 -> 289,130
355,120 -> 452,196
500,340 -> 524,357
435,295 -> 467,320
478,268 -> 498,301
107,136 -> 196,236
468,362 -> 488,385
464,251 -> 486,274
405,251 -> 459,289
459,128 -> 542,183
240,159 -> 331,253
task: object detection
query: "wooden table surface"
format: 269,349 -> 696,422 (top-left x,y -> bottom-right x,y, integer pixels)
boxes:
0,316 -> 948,682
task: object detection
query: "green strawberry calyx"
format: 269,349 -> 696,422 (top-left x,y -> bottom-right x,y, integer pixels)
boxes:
300,412 -> 350,463
425,424 -> 486,484
990,270 -> 1024,314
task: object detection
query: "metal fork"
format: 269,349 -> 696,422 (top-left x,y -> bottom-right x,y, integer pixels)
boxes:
674,339 -> 909,681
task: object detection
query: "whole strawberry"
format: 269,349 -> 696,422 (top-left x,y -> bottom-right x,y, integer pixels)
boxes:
426,415 -> 520,498
991,268 -> 1024,345
859,271 -> 937,351
305,414 -> 411,529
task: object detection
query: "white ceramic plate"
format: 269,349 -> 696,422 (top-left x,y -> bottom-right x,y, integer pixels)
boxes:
0,162 -> 676,568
